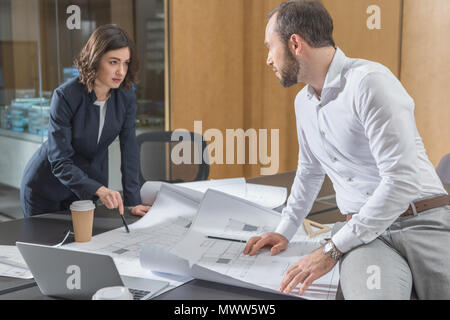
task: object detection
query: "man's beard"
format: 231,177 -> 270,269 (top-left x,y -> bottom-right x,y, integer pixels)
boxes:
279,49 -> 300,88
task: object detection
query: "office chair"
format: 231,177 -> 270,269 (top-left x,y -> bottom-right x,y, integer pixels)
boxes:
436,153 -> 450,184
136,131 -> 210,186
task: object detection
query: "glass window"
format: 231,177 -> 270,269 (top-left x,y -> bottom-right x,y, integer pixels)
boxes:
0,0 -> 165,143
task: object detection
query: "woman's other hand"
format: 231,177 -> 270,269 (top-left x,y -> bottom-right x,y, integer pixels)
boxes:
130,205 -> 151,217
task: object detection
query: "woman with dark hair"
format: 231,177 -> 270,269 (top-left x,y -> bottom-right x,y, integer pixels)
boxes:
20,24 -> 150,218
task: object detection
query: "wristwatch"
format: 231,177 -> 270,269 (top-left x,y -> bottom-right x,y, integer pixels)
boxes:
322,240 -> 343,261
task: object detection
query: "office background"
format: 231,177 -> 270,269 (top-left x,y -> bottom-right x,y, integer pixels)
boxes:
169,0 -> 450,179
0,0 -> 166,219
0,0 -> 449,220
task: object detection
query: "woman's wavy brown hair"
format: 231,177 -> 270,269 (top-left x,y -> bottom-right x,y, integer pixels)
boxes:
74,24 -> 139,92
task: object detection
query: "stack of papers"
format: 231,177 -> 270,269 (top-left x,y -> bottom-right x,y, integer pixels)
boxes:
62,184 -> 201,293
140,185 -> 339,300
140,178 -> 288,210
0,245 -> 33,279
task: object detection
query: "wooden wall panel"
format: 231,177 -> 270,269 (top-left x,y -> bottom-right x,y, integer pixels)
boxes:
110,0 -> 134,39
169,0 -> 245,179
324,0 -> 402,77
243,0 -> 302,178
169,0 -> 403,179
401,0 -> 450,166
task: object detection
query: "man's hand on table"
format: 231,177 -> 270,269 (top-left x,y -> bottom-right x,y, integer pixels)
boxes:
278,247 -> 338,296
243,233 -> 289,256
243,231 -> 339,296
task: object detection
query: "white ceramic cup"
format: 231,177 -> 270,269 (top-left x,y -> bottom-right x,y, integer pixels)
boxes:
92,286 -> 133,300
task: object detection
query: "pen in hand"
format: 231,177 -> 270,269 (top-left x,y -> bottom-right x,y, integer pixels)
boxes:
120,213 -> 130,233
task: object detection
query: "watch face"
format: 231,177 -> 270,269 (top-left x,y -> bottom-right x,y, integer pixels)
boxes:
325,242 -> 333,253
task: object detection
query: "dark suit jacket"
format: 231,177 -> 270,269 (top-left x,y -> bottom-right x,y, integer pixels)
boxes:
21,78 -> 141,216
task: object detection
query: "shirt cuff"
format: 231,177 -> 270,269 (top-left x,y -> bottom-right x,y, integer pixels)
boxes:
274,218 -> 299,242
331,223 -> 364,254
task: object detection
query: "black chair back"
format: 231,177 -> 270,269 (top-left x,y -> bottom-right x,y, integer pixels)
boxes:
136,131 -> 210,186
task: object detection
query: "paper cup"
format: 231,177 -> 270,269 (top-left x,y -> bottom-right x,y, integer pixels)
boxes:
70,200 -> 95,243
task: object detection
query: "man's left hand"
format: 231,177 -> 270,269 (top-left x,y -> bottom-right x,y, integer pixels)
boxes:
279,247 -> 338,296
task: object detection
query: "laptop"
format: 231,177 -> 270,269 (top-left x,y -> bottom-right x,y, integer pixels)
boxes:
16,242 -> 169,300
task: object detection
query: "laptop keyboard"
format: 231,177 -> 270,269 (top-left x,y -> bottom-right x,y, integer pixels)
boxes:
129,288 -> 151,300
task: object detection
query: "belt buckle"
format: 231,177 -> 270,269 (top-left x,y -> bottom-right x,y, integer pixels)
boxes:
409,201 -> 419,216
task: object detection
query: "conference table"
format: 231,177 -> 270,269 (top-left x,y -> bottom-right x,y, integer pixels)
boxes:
0,171 -> 342,300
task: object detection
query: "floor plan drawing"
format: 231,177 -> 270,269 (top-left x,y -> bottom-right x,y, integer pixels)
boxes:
217,218 -> 275,240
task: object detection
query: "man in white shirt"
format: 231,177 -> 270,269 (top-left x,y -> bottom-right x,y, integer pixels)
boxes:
243,0 -> 450,299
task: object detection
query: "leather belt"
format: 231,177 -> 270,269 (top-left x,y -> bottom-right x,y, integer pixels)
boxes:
347,194 -> 450,222
400,194 -> 450,217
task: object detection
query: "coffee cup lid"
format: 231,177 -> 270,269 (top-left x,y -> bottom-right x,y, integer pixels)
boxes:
70,200 -> 95,212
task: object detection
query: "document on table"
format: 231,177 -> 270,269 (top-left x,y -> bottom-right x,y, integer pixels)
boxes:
140,189 -> 339,300
59,182 -> 336,299
63,183 -> 199,267
140,185 -> 281,278
176,178 -> 288,209
140,181 -> 204,206
140,178 -> 287,209
62,184 -> 200,292
0,245 -> 33,279
245,183 -> 287,209
176,178 -> 247,197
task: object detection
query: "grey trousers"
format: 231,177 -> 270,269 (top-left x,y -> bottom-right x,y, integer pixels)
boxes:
333,205 -> 450,300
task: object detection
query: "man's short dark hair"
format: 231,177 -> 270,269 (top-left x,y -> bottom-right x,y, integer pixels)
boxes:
268,0 -> 336,48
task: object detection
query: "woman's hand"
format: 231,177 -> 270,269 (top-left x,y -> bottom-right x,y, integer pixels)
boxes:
95,186 -> 124,215
130,205 -> 151,217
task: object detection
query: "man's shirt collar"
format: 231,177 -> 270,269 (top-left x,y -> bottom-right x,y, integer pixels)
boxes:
306,47 -> 348,101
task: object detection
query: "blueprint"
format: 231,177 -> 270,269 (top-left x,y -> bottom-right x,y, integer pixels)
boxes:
140,178 -> 288,209
171,232 -> 338,299
60,182 -> 337,300
0,245 -> 33,279
140,189 -> 339,300
63,184 -> 199,288
177,178 -> 288,209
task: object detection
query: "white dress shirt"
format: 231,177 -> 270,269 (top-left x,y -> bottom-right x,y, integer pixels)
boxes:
94,100 -> 107,144
275,48 -> 447,253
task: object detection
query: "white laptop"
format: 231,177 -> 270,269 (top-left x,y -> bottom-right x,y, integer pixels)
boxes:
16,242 -> 169,300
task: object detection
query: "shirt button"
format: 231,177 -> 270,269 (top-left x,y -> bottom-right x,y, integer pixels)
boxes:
320,131 -> 326,137
332,157 -> 338,162
347,178 -> 353,182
